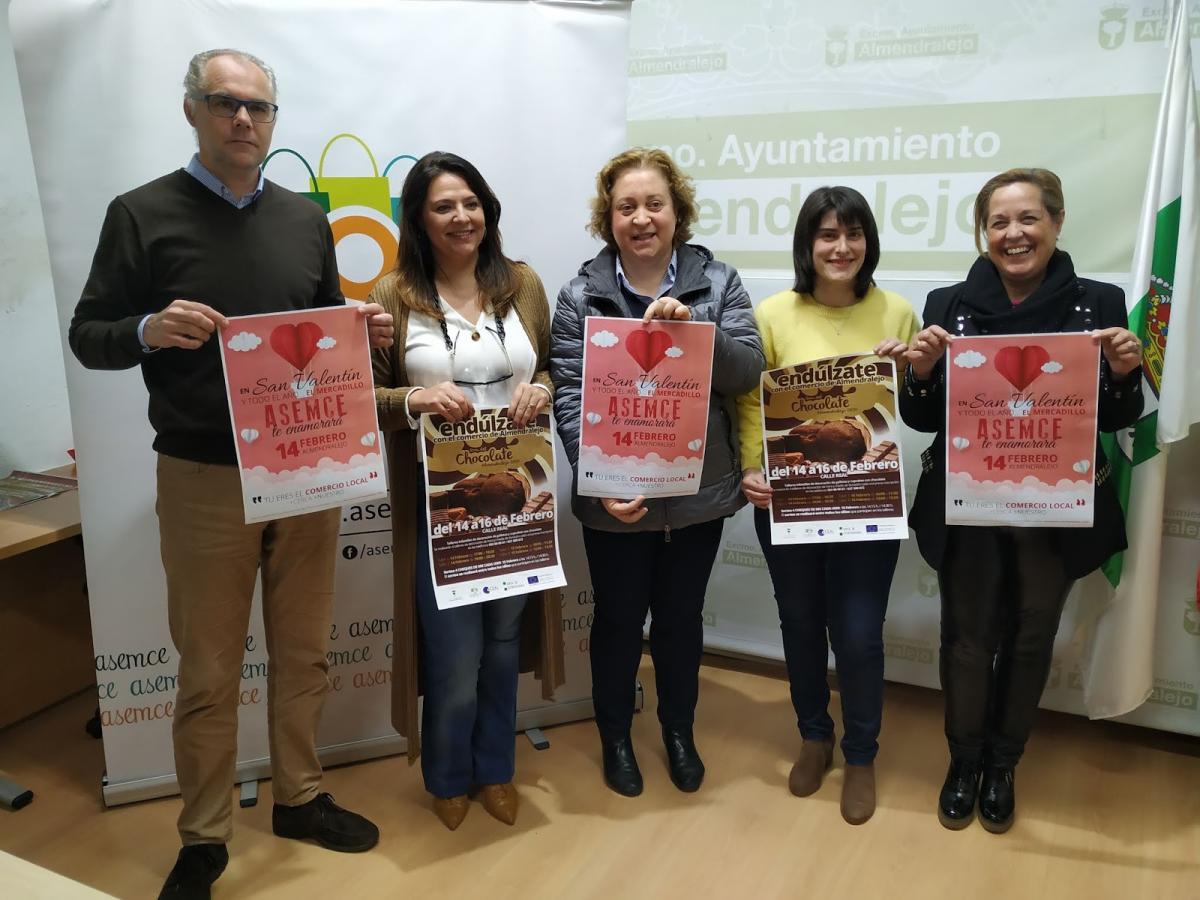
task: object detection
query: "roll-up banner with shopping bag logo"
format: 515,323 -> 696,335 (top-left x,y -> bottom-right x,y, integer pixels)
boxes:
13,0 -> 630,805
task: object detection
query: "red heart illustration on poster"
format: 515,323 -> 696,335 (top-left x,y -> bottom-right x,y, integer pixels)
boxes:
994,344 -> 1050,391
625,328 -> 673,372
270,321 -> 324,371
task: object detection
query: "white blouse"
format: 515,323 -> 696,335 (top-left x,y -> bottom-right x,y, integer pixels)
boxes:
403,297 -> 543,428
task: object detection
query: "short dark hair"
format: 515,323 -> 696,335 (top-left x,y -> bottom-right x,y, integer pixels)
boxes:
393,151 -> 517,317
791,186 -> 880,299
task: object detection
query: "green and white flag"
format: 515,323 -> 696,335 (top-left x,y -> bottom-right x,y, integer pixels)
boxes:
1081,0 -> 1200,719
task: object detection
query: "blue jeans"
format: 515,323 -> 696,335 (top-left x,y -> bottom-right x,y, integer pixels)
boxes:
415,502 -> 527,797
754,508 -> 899,765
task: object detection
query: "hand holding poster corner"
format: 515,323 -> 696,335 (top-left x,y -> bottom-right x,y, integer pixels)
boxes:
761,353 -> 907,544
422,408 -> 567,610
219,305 -> 387,523
578,315 -> 716,498
945,333 -> 1099,527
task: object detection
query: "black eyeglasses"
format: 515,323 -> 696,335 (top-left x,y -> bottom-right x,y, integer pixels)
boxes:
197,93 -> 279,123
438,316 -> 513,386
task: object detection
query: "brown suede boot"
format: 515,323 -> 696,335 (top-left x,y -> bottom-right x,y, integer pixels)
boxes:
841,762 -> 876,825
788,736 -> 834,797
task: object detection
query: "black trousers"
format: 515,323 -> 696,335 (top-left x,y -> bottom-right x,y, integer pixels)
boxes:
582,519 -> 725,742
939,526 -> 1074,767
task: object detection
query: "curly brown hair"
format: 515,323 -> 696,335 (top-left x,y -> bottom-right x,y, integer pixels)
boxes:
973,168 -> 1065,255
587,148 -> 697,248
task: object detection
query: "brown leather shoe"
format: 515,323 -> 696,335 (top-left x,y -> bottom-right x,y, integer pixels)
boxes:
432,795 -> 469,831
788,736 -> 834,797
841,762 -> 876,825
479,783 -> 518,826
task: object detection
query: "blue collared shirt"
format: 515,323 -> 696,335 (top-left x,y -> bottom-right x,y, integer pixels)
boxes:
615,249 -> 678,313
137,156 -> 267,350
185,153 -> 264,209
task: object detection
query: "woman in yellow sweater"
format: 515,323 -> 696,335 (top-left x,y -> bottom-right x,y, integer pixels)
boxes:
736,186 -> 919,824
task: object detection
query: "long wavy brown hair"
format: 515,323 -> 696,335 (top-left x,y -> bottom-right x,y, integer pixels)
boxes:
392,151 -> 518,317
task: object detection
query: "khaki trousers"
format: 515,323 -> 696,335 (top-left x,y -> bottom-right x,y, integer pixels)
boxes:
156,454 -> 339,845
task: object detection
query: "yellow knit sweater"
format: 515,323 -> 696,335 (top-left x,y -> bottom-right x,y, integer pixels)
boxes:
736,286 -> 920,469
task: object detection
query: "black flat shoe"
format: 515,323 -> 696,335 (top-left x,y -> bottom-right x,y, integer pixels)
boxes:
272,792 -> 379,852
662,726 -> 705,793
601,735 -> 644,797
937,758 -> 981,830
979,765 -> 1015,834
158,844 -> 228,900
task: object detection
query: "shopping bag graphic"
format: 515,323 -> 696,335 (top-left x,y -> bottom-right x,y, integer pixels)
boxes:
313,133 -> 392,217
311,134 -> 398,301
265,135 -> 419,302
262,147 -> 330,212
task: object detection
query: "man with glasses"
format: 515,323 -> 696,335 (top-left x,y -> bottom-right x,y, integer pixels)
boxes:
69,49 -> 391,900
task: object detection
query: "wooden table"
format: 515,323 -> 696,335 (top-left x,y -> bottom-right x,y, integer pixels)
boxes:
0,465 -> 92,810
0,465 -> 93,729
0,480 -> 81,560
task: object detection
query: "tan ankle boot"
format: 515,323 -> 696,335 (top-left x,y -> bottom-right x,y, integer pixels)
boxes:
841,762 -> 876,824
788,736 -> 834,797
479,783 -> 518,826
432,795 -> 469,830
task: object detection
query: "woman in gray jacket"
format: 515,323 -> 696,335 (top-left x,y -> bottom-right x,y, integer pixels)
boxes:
551,148 -> 764,797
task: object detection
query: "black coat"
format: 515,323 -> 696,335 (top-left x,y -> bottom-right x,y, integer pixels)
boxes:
899,276 -> 1143,579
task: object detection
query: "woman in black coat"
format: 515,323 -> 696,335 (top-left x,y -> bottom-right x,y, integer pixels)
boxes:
900,168 -> 1143,834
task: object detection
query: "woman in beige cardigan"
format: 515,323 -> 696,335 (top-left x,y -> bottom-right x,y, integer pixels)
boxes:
370,151 -> 564,831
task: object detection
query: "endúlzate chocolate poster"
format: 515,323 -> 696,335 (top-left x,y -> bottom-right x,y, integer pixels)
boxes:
760,353 -> 907,544
421,407 -> 566,609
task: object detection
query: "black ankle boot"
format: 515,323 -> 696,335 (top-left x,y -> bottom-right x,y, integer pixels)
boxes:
937,758 -> 981,830
601,735 -> 643,797
979,765 -> 1015,833
662,726 -> 705,793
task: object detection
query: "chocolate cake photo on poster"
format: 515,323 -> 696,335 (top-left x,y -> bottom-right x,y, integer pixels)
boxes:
421,409 -> 567,610
760,353 -> 907,544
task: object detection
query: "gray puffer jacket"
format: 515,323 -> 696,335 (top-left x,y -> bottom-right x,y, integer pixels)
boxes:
551,243 -> 764,534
